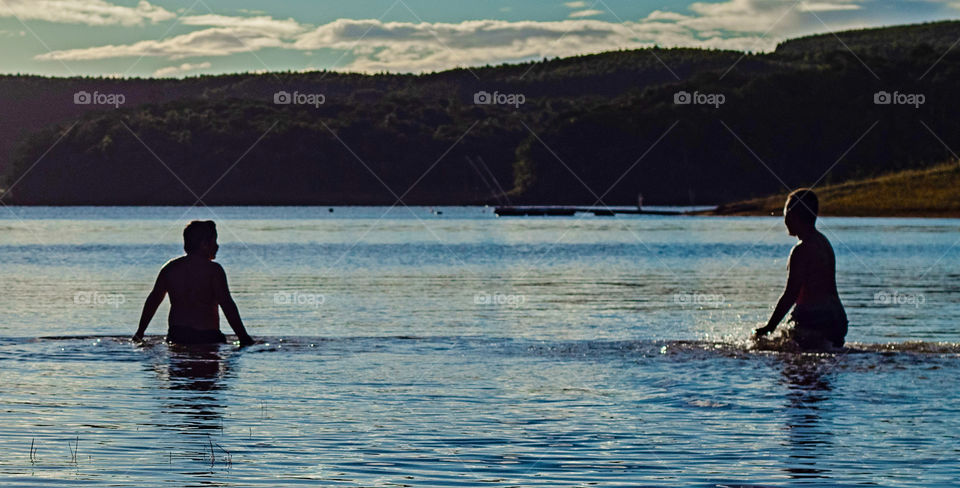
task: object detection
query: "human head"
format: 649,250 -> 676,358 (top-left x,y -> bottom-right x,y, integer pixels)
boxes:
183,220 -> 218,259
783,188 -> 818,236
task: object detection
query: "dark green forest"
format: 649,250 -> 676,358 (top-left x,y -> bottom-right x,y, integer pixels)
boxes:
2,20 -> 960,205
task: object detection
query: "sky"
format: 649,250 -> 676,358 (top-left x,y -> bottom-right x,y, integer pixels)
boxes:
0,0 -> 957,77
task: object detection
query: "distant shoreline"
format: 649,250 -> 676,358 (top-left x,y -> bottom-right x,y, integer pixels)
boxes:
0,202 -> 957,219
3,160 -> 958,218
699,162 -> 960,219
705,208 -> 960,218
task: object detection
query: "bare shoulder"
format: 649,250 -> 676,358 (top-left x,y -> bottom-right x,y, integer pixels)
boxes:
788,241 -> 810,267
790,241 -> 808,258
207,260 -> 227,278
160,256 -> 187,272
815,230 -> 835,250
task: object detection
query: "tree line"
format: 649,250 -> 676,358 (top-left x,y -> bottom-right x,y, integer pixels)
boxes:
3,20 -> 960,205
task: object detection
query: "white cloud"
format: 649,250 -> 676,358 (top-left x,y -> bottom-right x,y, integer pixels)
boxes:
646,10 -> 692,21
303,0 -> 868,72
292,19 -> 632,51
662,0 -> 870,39
282,0 -> 873,73
34,12 -> 309,61
180,14 -> 305,37
799,2 -> 861,12
36,26 -> 289,60
682,0 -> 804,33
153,61 -> 212,77
290,18 -> 766,73
569,9 -> 604,18
0,0 -> 174,26
26,0 -> 885,74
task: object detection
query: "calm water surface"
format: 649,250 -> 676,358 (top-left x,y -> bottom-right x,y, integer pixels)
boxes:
0,206 -> 958,487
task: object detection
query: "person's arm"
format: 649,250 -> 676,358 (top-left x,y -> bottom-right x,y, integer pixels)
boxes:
755,246 -> 804,338
133,271 -> 167,341
213,264 -> 254,346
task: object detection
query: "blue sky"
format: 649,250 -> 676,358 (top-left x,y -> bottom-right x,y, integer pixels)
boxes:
0,0 -> 957,77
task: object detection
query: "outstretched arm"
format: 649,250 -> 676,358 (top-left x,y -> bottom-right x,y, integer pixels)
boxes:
214,265 -> 254,346
755,247 -> 803,337
133,273 -> 167,341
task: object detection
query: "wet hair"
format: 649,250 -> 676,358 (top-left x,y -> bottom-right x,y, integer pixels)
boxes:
786,188 -> 818,225
183,220 -> 217,254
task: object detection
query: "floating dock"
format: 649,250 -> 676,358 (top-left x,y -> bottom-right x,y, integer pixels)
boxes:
494,206 -> 685,217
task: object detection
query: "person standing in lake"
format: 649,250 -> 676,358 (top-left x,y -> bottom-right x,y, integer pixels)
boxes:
133,220 -> 254,346
754,189 -> 847,349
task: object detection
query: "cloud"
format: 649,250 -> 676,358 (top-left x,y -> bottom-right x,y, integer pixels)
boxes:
35,13 -> 307,61
569,9 -> 605,18
153,61 -> 212,77
36,26 -> 290,60
290,18 -> 767,73
678,0 -> 867,34
293,19 -> 648,52
27,0 -> 883,73
645,10 -> 693,22
681,0 -> 805,33
284,0 -> 876,72
180,14 -> 306,37
0,0 -> 173,26
799,2 -> 861,12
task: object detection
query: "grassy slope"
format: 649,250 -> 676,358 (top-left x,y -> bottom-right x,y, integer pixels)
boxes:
711,162 -> 960,217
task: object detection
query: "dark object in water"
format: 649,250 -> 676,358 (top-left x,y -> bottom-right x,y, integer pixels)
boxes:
495,206 -> 576,216
754,328 -> 846,353
790,309 -> 847,349
494,205 -> 683,216
167,328 -> 227,345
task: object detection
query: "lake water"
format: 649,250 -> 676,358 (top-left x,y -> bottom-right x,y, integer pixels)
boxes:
0,206 -> 958,487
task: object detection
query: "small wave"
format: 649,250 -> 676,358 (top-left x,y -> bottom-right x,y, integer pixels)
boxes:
13,334 -> 960,357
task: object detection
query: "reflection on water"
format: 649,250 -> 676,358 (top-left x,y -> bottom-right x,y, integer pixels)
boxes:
152,343 -> 232,435
0,208 -> 957,485
0,336 -> 958,486
780,356 -> 835,480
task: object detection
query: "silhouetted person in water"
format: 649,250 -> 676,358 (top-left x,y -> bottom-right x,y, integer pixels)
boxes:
133,221 -> 254,346
754,189 -> 847,349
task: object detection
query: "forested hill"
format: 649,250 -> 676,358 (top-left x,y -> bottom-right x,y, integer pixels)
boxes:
775,20 -> 960,58
2,20 -> 959,205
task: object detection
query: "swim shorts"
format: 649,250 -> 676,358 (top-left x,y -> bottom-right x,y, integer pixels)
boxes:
789,305 -> 848,349
166,327 -> 227,345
